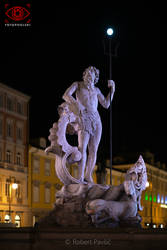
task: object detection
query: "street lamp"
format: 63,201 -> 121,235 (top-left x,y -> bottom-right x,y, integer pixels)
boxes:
106,27 -> 114,185
107,28 -> 114,36
8,178 -> 18,223
146,177 -> 153,228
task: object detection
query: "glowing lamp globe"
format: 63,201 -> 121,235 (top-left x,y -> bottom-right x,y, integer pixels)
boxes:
107,28 -> 114,36
12,183 -> 18,189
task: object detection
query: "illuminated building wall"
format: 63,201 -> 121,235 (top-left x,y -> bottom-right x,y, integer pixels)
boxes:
0,82 -> 31,227
28,142 -> 63,226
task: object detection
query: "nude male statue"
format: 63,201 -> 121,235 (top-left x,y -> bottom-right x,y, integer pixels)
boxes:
62,66 -> 115,183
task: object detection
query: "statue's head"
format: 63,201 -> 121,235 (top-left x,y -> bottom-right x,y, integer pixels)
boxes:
126,155 -> 147,192
83,66 -> 99,85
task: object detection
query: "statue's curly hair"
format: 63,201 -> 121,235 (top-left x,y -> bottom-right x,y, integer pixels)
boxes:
83,66 -> 99,84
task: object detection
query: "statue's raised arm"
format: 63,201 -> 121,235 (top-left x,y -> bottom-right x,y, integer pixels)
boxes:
96,80 -> 115,109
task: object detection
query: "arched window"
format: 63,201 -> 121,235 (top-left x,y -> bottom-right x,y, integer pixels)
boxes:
15,215 -> 21,227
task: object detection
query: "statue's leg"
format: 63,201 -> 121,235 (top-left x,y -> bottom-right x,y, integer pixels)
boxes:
85,123 -> 102,183
77,130 -> 90,182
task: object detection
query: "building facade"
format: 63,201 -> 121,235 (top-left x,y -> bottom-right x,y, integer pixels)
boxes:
28,140 -> 63,226
0,82 -> 31,227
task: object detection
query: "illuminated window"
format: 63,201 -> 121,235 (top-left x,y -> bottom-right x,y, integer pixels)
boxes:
0,179 -> 2,196
157,194 -> 160,203
15,183 -> 21,198
149,195 -> 152,201
33,186 -> 39,203
44,160 -> 51,176
153,195 -> 156,202
154,207 -> 157,216
45,187 -> 51,203
33,157 -> 40,174
5,180 -> 10,196
161,195 -> 164,204
165,196 -> 167,205
145,193 -> 148,201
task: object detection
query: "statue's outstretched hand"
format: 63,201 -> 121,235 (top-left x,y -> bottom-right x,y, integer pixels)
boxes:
108,80 -> 115,92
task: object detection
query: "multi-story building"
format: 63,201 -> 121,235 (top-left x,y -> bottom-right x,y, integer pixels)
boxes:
28,138 -> 63,226
0,82 -> 31,227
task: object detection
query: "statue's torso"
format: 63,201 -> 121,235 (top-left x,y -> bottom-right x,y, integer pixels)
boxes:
76,81 -> 98,112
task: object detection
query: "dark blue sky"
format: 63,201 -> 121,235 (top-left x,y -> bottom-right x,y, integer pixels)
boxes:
0,6 -> 166,163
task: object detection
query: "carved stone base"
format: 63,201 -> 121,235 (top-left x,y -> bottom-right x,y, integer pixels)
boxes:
36,183 -> 142,229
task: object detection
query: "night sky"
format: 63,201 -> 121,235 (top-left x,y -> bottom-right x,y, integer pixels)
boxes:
0,6 -> 166,164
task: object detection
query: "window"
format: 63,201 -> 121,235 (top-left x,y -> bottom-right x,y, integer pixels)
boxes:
44,160 -> 51,176
0,94 -> 3,107
165,196 -> 167,205
161,195 -> 164,204
33,186 -> 39,203
144,207 -> 147,216
0,179 -> 2,196
16,153 -> 21,165
15,183 -> 21,199
45,187 -> 51,203
0,118 -> 2,135
0,147 -> 2,161
5,180 -> 10,196
6,121 -> 13,138
16,127 -> 22,140
33,157 -> 40,174
7,97 -> 13,111
17,102 -> 23,114
154,208 -> 157,217
157,194 -> 160,203
6,150 -> 12,163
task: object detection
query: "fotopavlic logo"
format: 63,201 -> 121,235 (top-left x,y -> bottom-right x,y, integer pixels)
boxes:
4,3 -> 31,27
5,6 -> 30,21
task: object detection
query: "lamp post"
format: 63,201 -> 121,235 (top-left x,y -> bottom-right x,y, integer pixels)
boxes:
8,177 -> 18,223
146,175 -> 153,228
106,27 -> 114,185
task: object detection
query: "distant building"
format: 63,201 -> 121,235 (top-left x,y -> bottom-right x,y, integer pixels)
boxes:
28,138 -> 63,226
0,82 -> 31,227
